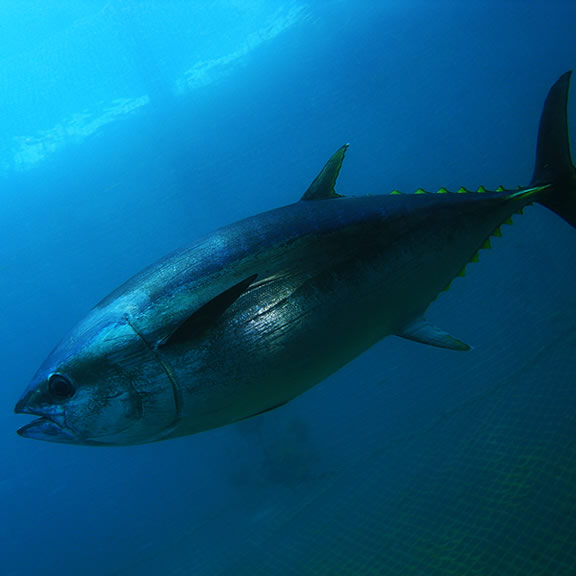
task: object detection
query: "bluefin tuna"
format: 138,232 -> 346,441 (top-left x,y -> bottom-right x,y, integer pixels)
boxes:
15,72 -> 576,445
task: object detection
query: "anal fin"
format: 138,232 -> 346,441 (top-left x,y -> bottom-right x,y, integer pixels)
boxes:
397,317 -> 471,351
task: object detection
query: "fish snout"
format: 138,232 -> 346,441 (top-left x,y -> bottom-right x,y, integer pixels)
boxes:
15,395 -> 77,443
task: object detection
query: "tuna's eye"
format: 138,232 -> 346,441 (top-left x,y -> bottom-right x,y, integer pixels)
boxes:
48,373 -> 75,400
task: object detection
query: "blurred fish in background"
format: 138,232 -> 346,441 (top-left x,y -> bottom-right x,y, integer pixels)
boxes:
232,413 -> 320,489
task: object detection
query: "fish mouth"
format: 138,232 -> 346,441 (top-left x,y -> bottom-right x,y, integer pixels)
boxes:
15,404 -> 77,443
17,416 -> 66,438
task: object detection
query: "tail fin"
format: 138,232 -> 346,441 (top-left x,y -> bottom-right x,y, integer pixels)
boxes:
531,71 -> 576,228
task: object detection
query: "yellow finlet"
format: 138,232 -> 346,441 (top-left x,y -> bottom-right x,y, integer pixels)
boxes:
415,188 -> 427,195
437,187 -> 450,194
433,168 -> 552,303
390,190 -> 402,195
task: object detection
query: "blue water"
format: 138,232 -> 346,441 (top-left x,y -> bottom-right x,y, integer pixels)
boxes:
2,2 -> 576,575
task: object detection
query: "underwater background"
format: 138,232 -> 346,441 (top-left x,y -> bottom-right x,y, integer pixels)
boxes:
1,1 -> 576,575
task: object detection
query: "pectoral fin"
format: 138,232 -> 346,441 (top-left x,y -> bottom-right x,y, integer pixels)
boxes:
158,274 -> 258,347
397,317 -> 471,351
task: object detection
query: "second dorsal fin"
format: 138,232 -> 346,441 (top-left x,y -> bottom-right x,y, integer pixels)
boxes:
300,144 -> 349,201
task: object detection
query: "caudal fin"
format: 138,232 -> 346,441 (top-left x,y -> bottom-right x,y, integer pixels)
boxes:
531,71 -> 576,228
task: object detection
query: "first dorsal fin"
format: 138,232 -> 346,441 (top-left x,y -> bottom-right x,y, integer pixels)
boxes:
158,274 -> 258,348
300,144 -> 349,201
